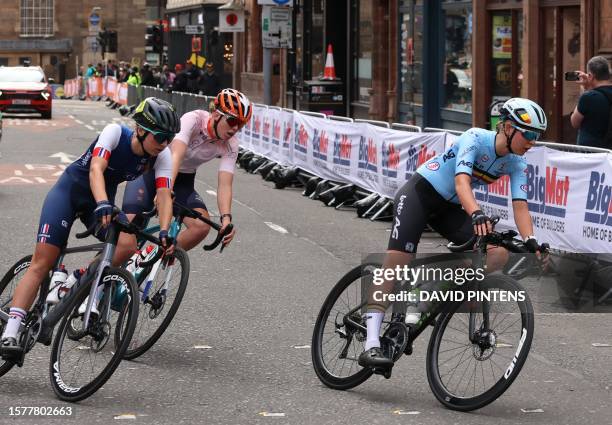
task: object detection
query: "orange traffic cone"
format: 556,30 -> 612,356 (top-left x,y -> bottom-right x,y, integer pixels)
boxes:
322,44 -> 337,80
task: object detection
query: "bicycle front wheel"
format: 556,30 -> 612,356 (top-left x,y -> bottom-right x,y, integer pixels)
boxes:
0,255 -> 32,378
49,267 -> 139,402
120,247 -> 190,360
426,274 -> 534,411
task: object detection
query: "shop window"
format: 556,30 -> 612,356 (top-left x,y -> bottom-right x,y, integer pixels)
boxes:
0,58 -> 8,66
400,0 -> 424,107
353,0 -> 373,103
311,1 -> 324,79
442,3 -> 472,112
490,10 -> 524,101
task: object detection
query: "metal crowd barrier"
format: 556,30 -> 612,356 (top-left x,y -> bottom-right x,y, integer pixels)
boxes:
537,141 -> 611,154
355,118 -> 390,128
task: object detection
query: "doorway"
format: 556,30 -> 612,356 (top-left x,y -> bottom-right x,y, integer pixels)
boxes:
541,6 -> 581,143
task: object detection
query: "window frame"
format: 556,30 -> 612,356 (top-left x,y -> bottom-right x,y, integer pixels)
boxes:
20,0 -> 54,38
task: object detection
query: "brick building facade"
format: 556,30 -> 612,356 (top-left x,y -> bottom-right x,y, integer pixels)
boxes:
0,0 -> 150,83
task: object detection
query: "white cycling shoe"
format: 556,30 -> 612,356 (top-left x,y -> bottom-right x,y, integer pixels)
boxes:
77,297 -> 100,317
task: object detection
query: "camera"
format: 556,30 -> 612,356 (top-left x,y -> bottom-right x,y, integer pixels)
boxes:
564,71 -> 580,81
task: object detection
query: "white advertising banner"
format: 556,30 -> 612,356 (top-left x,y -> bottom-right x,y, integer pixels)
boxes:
238,107 -> 612,253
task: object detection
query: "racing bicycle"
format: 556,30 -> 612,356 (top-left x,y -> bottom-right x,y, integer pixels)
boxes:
312,218 -> 547,411
119,200 -> 232,360
0,209 -> 163,401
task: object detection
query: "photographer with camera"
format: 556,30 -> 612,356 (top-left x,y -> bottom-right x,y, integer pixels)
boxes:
569,56 -> 612,148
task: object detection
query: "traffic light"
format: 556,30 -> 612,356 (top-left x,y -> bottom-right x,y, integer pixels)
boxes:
146,25 -> 163,54
107,30 -> 118,53
97,30 -> 108,56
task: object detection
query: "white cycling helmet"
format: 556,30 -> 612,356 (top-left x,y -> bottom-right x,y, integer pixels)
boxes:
499,97 -> 547,133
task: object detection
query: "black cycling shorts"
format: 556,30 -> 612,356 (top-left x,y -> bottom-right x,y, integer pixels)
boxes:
122,171 -> 208,215
388,173 -> 474,253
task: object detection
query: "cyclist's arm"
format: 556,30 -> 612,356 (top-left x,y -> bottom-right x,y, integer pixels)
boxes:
454,130 -> 480,215
509,160 -> 533,239
455,174 -> 480,215
512,200 -> 534,240
217,171 -> 233,224
169,138 -> 188,189
153,148 -> 174,232
89,123 -> 121,203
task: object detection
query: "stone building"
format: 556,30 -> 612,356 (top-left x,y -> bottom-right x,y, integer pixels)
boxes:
0,0 -> 153,82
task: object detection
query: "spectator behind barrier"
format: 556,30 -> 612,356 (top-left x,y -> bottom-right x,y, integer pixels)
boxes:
198,63 -> 221,96
127,66 -> 141,86
570,56 -> 612,148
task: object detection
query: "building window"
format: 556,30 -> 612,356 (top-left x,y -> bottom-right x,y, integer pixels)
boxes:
354,0 -> 373,103
20,0 -> 54,38
400,0 -> 424,109
0,58 -> 8,66
442,2 -> 472,112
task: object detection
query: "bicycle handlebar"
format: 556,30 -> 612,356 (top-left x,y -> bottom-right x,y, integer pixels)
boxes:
142,200 -> 230,252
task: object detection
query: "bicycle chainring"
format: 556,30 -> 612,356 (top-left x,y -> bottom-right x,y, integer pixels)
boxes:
381,322 -> 409,362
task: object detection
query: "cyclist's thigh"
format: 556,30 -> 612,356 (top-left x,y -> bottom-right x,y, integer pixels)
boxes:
122,171 -> 155,215
388,174 -> 429,254
36,174 -> 79,248
429,203 -> 474,245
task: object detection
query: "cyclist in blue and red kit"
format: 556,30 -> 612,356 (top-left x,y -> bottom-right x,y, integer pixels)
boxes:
0,97 -> 180,358
358,98 -> 550,371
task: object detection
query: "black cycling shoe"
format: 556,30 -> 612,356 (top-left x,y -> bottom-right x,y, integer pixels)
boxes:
0,336 -> 23,361
358,347 -> 394,370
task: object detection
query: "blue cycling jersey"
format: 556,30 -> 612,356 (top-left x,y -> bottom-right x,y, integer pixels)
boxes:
416,127 -> 528,203
65,124 -> 165,189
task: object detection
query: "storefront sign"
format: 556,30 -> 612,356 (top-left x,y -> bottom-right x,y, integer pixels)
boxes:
492,15 -> 512,59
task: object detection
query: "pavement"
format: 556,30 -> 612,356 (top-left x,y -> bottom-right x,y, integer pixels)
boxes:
0,100 -> 610,424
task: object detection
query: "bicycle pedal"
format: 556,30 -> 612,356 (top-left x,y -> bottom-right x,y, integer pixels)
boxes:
372,367 -> 393,379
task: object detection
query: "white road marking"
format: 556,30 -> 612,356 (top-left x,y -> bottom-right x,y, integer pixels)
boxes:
292,345 -> 310,349
14,170 -> 23,176
521,408 -> 544,413
113,414 -> 137,420
206,190 -> 217,196
85,124 -> 95,130
193,345 -> 212,349
50,152 -> 78,164
258,412 -> 285,417
75,119 -> 84,124
592,342 -> 611,347
34,177 -> 47,183
392,410 -> 420,415
265,222 -> 288,234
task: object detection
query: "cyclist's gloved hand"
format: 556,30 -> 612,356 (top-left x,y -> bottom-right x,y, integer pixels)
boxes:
471,209 -> 492,236
115,211 -> 129,226
524,236 -> 540,253
525,236 -> 550,266
159,230 -> 175,256
94,200 -> 113,227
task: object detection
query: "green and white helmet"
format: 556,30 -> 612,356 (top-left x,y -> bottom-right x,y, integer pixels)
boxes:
500,97 -> 547,133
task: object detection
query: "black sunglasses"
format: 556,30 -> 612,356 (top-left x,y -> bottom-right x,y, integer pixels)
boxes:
140,125 -> 174,144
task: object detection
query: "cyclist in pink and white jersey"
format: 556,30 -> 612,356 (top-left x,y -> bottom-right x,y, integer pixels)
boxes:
122,88 -> 252,250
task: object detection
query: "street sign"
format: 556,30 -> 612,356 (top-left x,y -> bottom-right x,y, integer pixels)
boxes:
219,10 -> 245,32
185,25 -> 205,35
89,13 -> 101,26
258,0 -> 293,5
262,6 -> 292,48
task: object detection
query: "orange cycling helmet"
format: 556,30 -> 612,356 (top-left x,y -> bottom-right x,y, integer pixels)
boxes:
214,88 -> 252,125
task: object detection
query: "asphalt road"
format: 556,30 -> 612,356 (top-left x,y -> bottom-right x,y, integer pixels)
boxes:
0,100 -> 610,424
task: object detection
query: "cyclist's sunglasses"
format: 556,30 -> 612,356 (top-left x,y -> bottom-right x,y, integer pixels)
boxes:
511,125 -> 542,142
218,110 -> 245,128
139,125 -> 175,144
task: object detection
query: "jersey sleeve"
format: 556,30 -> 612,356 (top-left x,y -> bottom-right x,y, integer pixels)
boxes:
92,123 -> 122,161
218,137 -> 239,174
174,111 -> 199,146
153,147 -> 173,189
509,158 -> 528,201
454,129 -> 480,176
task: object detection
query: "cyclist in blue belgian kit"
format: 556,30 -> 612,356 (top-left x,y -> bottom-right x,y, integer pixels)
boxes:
0,98 -> 180,359
358,98 -> 550,371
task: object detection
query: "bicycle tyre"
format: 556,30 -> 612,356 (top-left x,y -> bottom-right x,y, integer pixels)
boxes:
120,248 -> 190,360
426,274 -> 534,411
49,267 -> 139,402
311,264 -> 377,390
0,255 -> 32,378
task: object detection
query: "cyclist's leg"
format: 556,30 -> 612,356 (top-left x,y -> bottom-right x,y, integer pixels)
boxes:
116,173 -> 156,266
1,176 -> 75,351
359,176 -> 428,368
174,173 -> 210,251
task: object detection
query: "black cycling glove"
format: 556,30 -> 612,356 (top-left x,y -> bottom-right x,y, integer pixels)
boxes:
471,210 -> 490,226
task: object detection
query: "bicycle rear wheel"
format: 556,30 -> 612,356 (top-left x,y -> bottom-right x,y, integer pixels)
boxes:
0,255 -> 32,378
119,247 -> 190,360
312,264 -> 382,390
426,274 -> 534,411
49,267 -> 139,402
